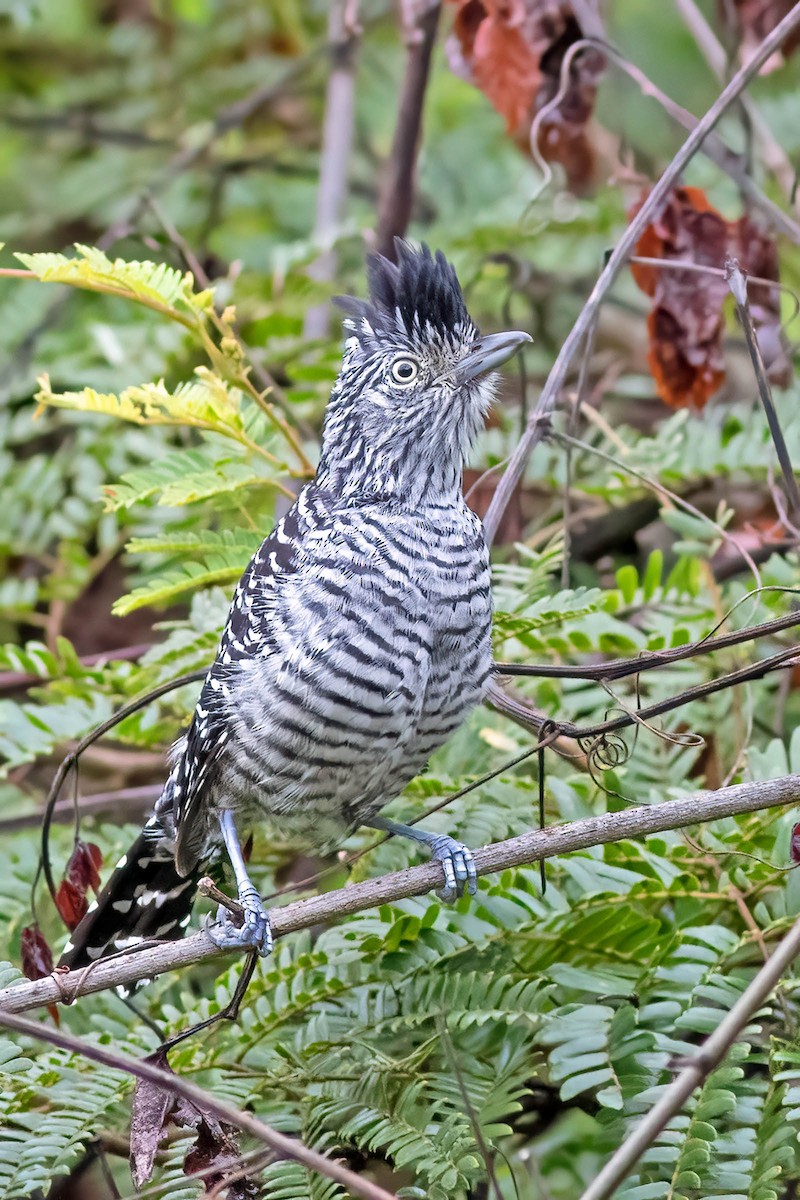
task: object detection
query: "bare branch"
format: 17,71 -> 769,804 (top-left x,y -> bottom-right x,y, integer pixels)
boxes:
482,3 -> 800,544
303,1 -> 361,339
0,1008 -> 400,1200
494,608 -> 800,682
375,1 -> 441,258
580,911 -> 800,1200
3,773 -> 800,1015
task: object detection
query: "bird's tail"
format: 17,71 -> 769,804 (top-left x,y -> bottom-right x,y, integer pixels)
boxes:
58,823 -> 200,971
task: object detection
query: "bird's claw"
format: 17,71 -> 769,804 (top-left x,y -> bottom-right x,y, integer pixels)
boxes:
428,835 -> 477,903
205,888 -> 273,958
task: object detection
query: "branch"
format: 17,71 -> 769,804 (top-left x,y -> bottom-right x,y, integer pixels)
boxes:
303,0 -> 361,339
579,909 -> 800,1200
3,773 -> 799,1015
493,608 -> 800,682
374,1 -> 441,258
727,259 -> 800,519
482,2 -> 800,544
0,1008 -> 400,1200
673,0 -> 799,202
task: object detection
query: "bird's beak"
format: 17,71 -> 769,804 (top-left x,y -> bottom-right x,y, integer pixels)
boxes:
456,330 -> 532,384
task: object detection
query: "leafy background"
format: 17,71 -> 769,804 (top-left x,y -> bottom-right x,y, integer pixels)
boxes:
2,1 -> 800,1197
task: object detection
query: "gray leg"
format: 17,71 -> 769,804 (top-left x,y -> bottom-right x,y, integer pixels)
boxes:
368,816 -> 477,903
206,810 -> 273,958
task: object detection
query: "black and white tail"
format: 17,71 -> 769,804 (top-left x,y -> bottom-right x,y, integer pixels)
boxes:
58,823 -> 200,970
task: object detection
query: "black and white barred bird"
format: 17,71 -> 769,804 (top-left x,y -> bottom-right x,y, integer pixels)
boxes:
59,242 -> 530,969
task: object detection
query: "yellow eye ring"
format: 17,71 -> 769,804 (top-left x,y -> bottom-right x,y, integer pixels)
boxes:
389,356 -> 420,386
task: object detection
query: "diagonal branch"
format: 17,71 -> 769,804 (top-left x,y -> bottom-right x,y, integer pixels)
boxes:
3,773 -> 799,1015
0,1008 -> 400,1200
482,2 -> 800,544
580,909 -> 800,1200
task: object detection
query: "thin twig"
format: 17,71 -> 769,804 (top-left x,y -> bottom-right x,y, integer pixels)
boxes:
587,37 -> 800,243
727,259 -> 800,518
483,3 -> 800,544
579,911 -> 800,1200
673,0 -> 799,202
0,1009 -> 400,1200
4,773 -> 800,1014
494,607 -> 800,682
38,669 -> 207,907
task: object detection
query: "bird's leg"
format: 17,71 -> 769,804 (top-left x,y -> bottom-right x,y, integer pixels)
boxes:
367,816 -> 477,903
205,810 -> 273,958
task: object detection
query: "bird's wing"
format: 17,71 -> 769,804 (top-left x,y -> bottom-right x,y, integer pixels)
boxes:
171,486 -> 330,872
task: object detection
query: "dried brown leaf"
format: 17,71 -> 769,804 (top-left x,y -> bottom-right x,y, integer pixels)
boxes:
55,878 -> 89,930
629,186 -> 789,408
65,839 -> 103,893
445,0 -> 605,190
20,924 -> 54,980
131,1049 -> 255,1195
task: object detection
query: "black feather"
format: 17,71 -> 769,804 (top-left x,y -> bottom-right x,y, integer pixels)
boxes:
335,241 -> 474,342
58,828 -> 200,970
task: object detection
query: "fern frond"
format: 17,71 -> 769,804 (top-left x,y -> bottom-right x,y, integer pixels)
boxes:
16,244 -> 213,320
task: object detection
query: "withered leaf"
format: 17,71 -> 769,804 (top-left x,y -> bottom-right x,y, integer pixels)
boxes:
55,878 -> 89,930
65,839 -> 103,892
630,186 -> 789,408
631,186 -> 728,409
131,1051 -> 176,1190
131,1049 -> 255,1195
791,821 -> 800,864
445,0 -> 605,191
21,923 -> 54,980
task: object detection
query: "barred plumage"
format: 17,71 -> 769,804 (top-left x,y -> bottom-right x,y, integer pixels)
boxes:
60,242 -> 530,970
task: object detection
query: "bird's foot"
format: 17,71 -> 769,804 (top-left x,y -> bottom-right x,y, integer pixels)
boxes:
427,835 -> 477,903
206,885 -> 273,958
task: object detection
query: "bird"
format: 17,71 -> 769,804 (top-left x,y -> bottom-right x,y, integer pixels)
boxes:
59,241 -> 531,970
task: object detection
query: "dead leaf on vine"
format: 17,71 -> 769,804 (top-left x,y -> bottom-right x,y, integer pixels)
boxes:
791,821 -> 800,863
630,186 -> 790,408
131,1050 -> 255,1195
54,840 -> 104,930
718,1 -> 800,72
21,923 -> 54,980
445,0 -> 606,191
20,924 -> 60,1024
631,186 -> 728,408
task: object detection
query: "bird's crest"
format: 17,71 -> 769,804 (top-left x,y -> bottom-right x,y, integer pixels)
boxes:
335,241 -> 475,344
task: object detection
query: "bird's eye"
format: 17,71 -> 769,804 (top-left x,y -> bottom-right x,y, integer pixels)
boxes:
389,356 -> 420,386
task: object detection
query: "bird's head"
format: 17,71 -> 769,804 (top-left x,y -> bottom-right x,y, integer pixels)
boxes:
317,242 -> 530,502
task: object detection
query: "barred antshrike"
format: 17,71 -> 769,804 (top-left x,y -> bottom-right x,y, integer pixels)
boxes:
60,242 -> 530,968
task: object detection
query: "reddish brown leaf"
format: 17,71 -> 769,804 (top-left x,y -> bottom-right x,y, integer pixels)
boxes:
445,0 -> 605,191
791,822 -> 800,864
631,186 -> 728,409
55,878 -> 89,930
65,839 -> 103,893
21,923 -> 54,980
718,1 -> 800,70
629,187 -> 788,408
